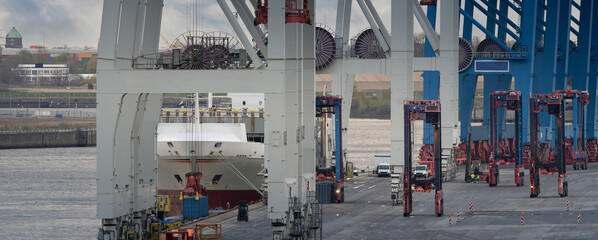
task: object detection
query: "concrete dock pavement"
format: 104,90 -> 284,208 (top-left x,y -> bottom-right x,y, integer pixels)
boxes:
191,163 -> 598,239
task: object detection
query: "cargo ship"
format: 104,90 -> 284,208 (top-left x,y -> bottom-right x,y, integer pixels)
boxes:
156,93 -> 265,216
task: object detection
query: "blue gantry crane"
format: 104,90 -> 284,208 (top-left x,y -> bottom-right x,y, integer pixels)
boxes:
420,1 -> 598,166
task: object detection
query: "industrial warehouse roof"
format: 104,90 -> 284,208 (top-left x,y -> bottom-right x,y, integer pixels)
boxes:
6,27 -> 22,39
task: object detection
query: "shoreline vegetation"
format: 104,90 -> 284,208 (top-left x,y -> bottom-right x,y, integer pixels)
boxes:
351,87 -> 391,119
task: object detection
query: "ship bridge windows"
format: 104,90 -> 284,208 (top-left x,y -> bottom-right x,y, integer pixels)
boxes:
174,174 -> 183,184
214,142 -> 222,148
212,174 -> 222,184
167,142 -> 174,148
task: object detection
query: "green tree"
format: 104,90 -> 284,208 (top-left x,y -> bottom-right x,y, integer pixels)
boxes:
0,50 -> 39,84
51,53 -> 82,74
351,85 -> 368,114
85,56 -> 97,73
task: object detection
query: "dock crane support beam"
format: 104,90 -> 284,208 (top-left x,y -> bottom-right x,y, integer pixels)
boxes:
438,0 -> 459,157
364,0 -> 391,50
458,74 -> 477,142
554,0 -> 573,90
356,0 -> 390,52
98,2 -> 165,239
217,0 -> 264,69
266,0 -> 299,226
570,0 -> 594,103
265,1 -> 316,238
423,5 -> 439,144
511,0 -> 540,144
413,0 -> 439,55
485,0 -> 497,38
332,0 -> 354,180
390,0 -> 414,180
533,0 -> 562,131
230,0 -> 268,58
497,0 -> 509,41
462,0 -> 474,41
586,1 -> 598,139
302,0 -> 317,201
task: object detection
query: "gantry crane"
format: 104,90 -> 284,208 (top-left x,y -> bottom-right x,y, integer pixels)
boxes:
488,91 -> 524,187
403,100 -> 443,217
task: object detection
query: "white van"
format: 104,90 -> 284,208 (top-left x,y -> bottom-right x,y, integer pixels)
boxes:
377,163 -> 391,177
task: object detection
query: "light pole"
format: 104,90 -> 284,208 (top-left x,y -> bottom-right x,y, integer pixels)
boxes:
9,71 -> 12,116
67,79 -> 71,116
38,72 -> 41,116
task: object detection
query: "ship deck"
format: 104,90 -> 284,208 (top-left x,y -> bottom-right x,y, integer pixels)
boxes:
181,162 -> 598,239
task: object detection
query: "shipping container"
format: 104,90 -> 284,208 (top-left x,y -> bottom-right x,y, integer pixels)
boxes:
316,181 -> 335,204
183,196 -> 209,219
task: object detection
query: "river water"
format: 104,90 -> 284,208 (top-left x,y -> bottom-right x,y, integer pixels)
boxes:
0,119 -> 390,239
0,147 -> 97,239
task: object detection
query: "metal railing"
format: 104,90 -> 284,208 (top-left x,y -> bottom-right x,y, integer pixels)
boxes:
0,127 -> 96,134
474,51 -> 528,59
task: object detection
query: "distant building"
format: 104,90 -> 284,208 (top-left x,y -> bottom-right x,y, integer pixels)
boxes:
12,64 -> 69,85
5,27 -> 23,49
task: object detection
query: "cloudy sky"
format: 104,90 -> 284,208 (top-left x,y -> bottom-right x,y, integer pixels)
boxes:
0,0 -> 506,49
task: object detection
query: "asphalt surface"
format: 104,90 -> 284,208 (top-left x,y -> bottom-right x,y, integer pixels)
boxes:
190,163 -> 598,239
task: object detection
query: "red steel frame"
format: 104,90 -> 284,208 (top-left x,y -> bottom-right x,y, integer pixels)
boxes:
403,100 -> 443,217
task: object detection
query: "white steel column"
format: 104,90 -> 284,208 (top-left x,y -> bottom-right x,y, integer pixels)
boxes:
115,0 -> 139,69
390,1 -> 414,170
97,0 -> 120,71
265,0 -> 297,227
97,0 -> 164,227
97,93 -> 132,218
302,0 -> 317,196
130,93 -> 147,211
97,0 -> 129,219
286,22 -> 302,201
136,93 -> 162,210
136,0 -> 163,212
438,0 -> 459,154
141,0 -> 163,56
332,0 -> 354,166
132,0 -> 146,58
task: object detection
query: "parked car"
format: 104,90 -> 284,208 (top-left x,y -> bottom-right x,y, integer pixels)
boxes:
377,163 -> 391,177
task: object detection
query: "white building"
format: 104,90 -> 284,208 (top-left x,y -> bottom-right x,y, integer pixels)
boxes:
12,64 -> 69,85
